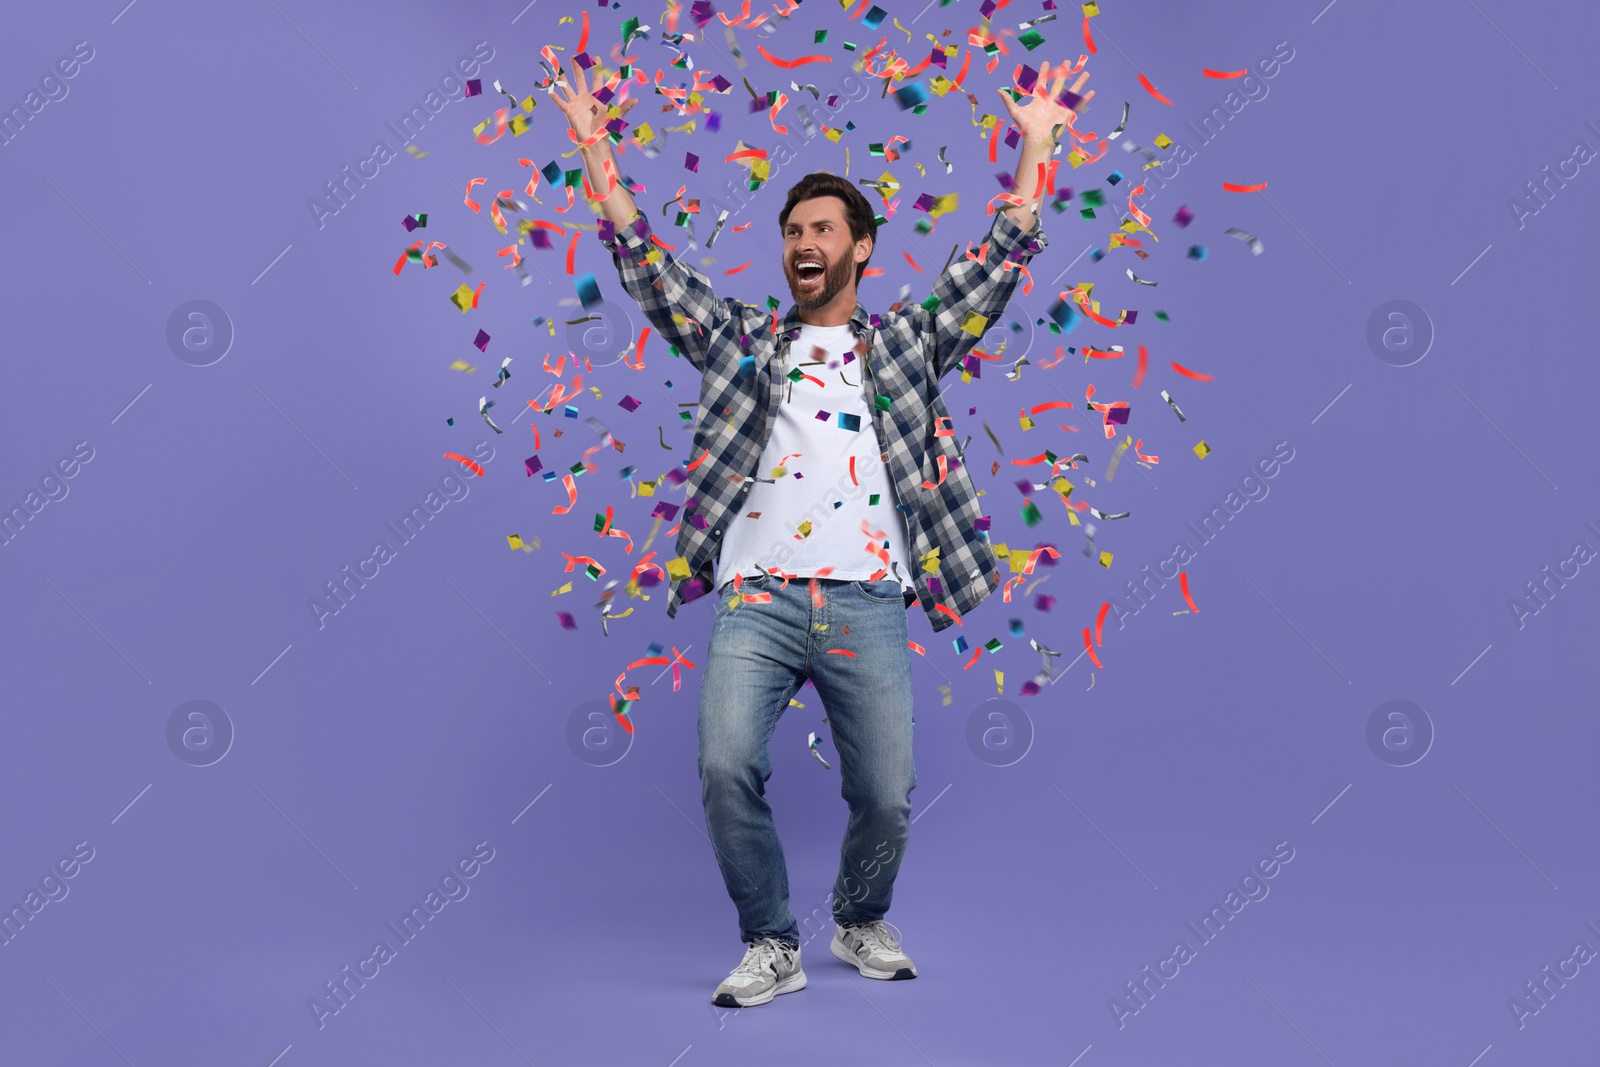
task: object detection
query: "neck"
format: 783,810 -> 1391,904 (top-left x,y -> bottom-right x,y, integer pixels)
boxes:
797,285 -> 857,327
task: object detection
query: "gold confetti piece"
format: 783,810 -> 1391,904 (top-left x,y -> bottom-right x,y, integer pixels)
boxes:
552,581 -> 573,595
449,359 -> 476,373
1098,550 -> 1114,568
1154,132 -> 1173,149
961,311 -> 988,337
938,684 -> 952,706
994,669 -> 1003,694
892,16 -> 912,40
1193,441 -> 1212,459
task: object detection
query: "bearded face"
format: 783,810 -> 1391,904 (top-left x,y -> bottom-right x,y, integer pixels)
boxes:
785,245 -> 855,310
781,196 -> 868,313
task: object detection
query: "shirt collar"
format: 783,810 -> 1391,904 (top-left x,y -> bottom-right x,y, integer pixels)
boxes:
777,300 -> 872,343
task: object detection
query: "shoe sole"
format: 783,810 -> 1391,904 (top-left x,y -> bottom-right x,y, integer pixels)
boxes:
830,936 -> 917,980
712,968 -> 807,1008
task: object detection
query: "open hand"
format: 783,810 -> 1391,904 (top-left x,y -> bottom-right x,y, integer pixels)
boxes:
550,55 -> 641,147
996,61 -> 1094,146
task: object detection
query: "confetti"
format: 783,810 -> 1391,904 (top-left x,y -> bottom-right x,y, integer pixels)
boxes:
1171,361 -> 1214,382
1225,227 -> 1265,255
1222,180 -> 1268,193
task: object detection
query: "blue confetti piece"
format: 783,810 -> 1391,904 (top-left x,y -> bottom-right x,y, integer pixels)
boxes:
837,412 -> 861,432
892,82 -> 928,110
575,272 -> 602,308
862,4 -> 888,28
1048,299 -> 1081,333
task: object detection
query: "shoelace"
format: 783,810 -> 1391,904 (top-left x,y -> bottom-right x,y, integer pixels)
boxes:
848,920 -> 904,957
732,939 -> 794,978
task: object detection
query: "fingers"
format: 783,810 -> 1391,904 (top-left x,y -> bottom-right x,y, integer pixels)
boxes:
569,56 -> 589,96
995,86 -> 1020,119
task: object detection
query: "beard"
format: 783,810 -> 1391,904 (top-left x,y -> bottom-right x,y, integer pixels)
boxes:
785,251 -> 854,311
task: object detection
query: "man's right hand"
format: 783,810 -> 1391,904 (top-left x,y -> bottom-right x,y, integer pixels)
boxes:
550,55 -> 641,226
551,56 -> 640,150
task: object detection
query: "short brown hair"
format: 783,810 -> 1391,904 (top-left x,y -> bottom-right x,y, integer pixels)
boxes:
778,171 -> 877,286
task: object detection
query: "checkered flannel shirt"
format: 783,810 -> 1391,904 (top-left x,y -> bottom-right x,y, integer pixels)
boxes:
598,204 -> 1049,633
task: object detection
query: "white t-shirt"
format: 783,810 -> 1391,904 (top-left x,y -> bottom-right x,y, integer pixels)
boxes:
716,322 -> 914,594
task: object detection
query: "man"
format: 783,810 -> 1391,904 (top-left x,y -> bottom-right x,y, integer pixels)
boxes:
554,55 -> 1093,1007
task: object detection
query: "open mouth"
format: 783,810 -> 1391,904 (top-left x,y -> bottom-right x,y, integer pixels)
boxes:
794,260 -> 825,287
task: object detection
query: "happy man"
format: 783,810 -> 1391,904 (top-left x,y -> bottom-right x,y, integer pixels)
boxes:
555,55 -> 1092,1008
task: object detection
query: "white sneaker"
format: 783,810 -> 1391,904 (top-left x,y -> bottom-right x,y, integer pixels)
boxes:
712,938 -> 807,1007
830,920 -> 918,980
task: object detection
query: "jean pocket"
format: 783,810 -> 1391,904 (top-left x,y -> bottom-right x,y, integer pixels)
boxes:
853,579 -> 907,605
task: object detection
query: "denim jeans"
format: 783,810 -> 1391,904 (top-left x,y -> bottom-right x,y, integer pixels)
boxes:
697,573 -> 918,947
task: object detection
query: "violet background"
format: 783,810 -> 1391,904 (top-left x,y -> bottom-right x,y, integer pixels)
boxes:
1,0 -> 1596,1064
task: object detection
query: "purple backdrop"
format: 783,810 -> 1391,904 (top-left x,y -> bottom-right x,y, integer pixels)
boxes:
1,0 -> 1596,1064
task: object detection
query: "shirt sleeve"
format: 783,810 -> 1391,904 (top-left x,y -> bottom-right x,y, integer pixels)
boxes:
597,209 -> 746,376
922,208 -> 1050,382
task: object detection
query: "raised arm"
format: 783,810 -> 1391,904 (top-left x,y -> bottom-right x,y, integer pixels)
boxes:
551,55 -> 640,229
995,60 -> 1095,236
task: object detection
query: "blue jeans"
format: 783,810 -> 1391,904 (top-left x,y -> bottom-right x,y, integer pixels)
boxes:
697,574 -> 918,947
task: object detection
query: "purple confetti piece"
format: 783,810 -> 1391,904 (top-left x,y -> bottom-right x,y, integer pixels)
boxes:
473,329 -> 491,351
652,501 -> 681,520
618,395 -> 641,412
1174,204 -> 1194,228
525,454 -> 543,477
465,79 -> 482,97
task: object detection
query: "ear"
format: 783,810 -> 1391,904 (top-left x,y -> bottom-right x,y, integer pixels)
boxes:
854,235 -> 873,263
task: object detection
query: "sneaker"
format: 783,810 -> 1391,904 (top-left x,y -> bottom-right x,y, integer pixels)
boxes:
830,919 -> 918,980
712,938 -> 807,1007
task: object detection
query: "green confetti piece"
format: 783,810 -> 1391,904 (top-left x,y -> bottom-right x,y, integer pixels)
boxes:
984,638 -> 1004,653
1155,309 -> 1170,322
1021,499 -> 1043,526
874,394 -> 891,411
1079,208 -> 1096,220
1080,188 -> 1105,207
869,493 -> 881,505
814,29 -> 828,42
920,293 -> 943,312
1017,29 -> 1046,50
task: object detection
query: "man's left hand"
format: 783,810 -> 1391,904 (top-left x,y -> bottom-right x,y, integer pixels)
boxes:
996,60 -> 1095,146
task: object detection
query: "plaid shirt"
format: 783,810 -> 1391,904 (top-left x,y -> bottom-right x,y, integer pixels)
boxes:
598,205 -> 1049,633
